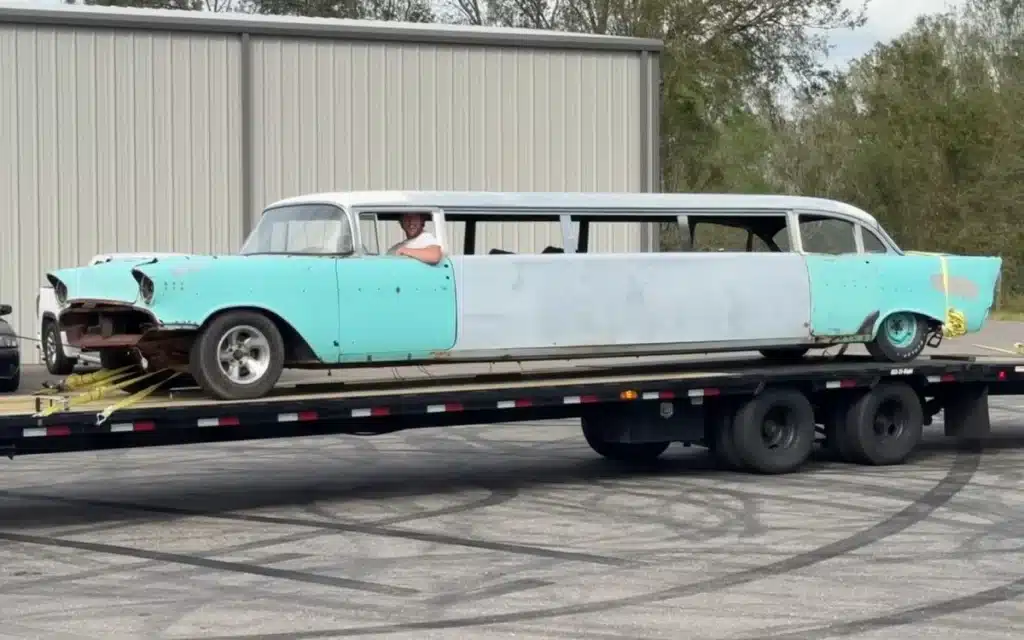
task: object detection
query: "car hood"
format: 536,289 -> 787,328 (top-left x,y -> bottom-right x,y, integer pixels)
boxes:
48,255 -> 223,305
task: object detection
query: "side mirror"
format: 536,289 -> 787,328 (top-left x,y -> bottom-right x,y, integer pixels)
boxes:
0,304 -> 11,316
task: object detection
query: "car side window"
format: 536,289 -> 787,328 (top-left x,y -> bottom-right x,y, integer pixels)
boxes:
798,215 -> 857,255
861,227 -> 888,254
359,212 -> 380,255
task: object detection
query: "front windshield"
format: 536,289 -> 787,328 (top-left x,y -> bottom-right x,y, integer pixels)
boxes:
239,203 -> 354,256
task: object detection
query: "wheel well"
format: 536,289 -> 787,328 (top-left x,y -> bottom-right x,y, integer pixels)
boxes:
200,306 -> 318,362
873,310 -> 943,337
41,313 -> 56,326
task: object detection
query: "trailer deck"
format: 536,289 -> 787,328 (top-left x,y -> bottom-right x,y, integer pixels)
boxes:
1,353 -> 1022,472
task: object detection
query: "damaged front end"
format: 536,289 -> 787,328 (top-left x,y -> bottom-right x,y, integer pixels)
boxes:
55,302 -> 196,372
47,261 -> 199,373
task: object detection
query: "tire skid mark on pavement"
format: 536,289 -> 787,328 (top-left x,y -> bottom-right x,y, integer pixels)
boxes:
185,444 -> 986,639
0,488 -> 625,567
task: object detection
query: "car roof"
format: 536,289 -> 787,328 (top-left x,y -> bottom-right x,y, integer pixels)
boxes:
264,190 -> 881,227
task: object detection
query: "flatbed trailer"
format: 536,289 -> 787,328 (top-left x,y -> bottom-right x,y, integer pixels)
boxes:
0,354 -> 1022,474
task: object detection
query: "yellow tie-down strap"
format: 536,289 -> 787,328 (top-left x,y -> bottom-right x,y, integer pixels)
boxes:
34,366 -> 180,422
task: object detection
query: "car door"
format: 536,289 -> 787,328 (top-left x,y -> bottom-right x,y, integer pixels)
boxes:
335,208 -> 458,363
797,211 -> 882,338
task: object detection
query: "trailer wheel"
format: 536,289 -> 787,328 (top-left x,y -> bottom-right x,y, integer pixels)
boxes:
581,419 -> 669,463
866,312 -> 928,362
709,405 -> 744,470
841,382 -> 923,466
821,394 -> 859,463
190,310 -> 285,401
731,388 -> 816,474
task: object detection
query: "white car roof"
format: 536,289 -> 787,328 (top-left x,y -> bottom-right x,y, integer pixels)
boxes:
263,190 -> 882,227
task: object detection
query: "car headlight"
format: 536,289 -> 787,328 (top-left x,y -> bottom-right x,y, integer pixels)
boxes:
132,270 -> 155,305
0,336 -> 17,348
139,275 -> 155,304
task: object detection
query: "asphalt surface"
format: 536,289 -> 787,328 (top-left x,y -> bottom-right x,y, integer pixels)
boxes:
0,323 -> 1022,639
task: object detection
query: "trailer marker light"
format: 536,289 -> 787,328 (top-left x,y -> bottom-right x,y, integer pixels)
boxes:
825,380 -> 857,389
198,417 -> 239,427
687,388 -> 720,398
110,421 -> 155,432
427,403 -> 463,413
278,411 -> 318,422
23,425 -> 70,437
641,390 -> 675,400
620,390 -> 638,400
497,399 -> 532,409
352,407 -> 390,417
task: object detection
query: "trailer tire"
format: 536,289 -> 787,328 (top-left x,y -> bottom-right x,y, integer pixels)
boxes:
841,382 -> 923,466
710,405 -> 744,470
190,310 -> 285,401
731,388 -> 816,474
821,394 -> 859,463
581,419 -> 670,463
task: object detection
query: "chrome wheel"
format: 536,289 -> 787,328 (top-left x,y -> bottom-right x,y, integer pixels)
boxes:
216,325 -> 272,385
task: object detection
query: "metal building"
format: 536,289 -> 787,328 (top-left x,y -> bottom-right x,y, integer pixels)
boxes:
0,3 -> 662,363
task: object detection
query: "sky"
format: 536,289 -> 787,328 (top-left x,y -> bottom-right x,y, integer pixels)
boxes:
826,0 -> 967,68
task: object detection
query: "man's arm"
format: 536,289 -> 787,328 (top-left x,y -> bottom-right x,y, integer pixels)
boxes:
396,244 -> 443,265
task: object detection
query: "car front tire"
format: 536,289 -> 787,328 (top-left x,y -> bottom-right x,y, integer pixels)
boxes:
42,319 -> 77,375
190,310 -> 285,401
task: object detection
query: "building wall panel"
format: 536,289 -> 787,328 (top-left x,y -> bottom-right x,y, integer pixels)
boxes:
0,24 -> 243,362
249,37 -> 643,255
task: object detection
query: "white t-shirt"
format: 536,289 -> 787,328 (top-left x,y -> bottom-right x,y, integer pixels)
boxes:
387,231 -> 441,254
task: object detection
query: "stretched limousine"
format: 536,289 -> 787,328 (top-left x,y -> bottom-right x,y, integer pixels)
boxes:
46,191 -> 1002,401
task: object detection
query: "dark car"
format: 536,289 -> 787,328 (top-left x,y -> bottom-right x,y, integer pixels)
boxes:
0,303 -> 20,392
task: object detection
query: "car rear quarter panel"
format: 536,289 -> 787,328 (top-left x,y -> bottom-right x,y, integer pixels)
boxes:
804,253 -> 1002,337
448,252 -> 813,353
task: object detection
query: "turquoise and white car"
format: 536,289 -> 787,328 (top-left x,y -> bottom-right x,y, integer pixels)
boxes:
45,191 -> 1003,401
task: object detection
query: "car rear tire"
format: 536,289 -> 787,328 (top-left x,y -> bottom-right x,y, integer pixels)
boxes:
867,312 -> 929,362
41,319 -> 77,375
190,310 -> 285,401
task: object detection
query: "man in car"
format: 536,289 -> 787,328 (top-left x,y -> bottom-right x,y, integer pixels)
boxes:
387,212 -> 443,265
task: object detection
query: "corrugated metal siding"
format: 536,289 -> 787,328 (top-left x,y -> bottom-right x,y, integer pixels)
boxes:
0,24 -> 243,362
249,38 -> 643,255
